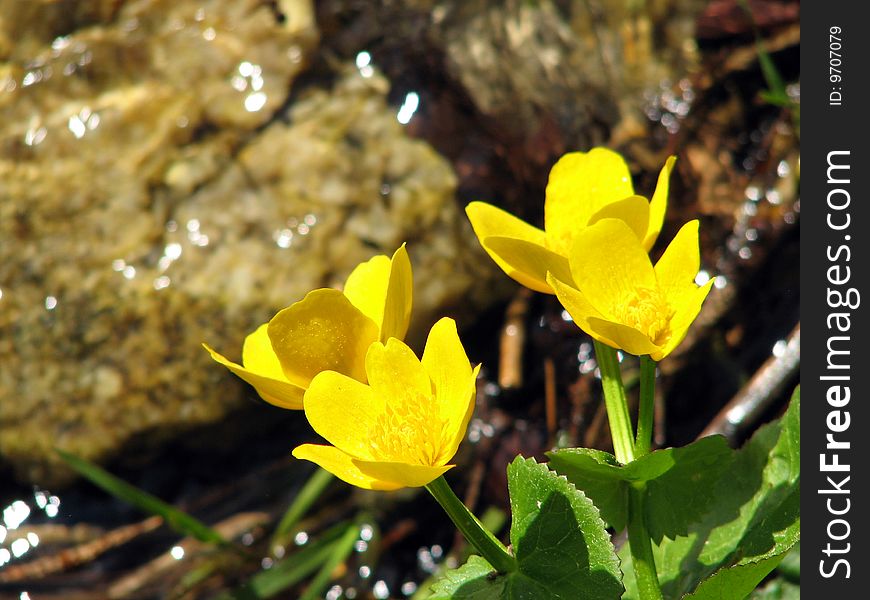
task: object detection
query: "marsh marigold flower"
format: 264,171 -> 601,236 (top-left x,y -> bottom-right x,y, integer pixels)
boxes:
548,219 -> 714,361
292,318 -> 479,490
466,147 -> 675,294
204,245 -> 413,409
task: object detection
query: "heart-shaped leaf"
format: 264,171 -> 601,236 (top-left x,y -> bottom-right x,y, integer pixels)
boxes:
621,387 -> 800,599
429,457 -> 623,599
548,435 -> 734,541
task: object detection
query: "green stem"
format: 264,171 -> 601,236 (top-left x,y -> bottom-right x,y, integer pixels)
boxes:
635,356 -> 657,458
426,476 -> 517,573
593,341 -> 635,464
628,486 -> 664,600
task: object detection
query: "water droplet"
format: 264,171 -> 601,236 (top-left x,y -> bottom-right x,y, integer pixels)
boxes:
772,339 -> 787,358
373,580 -> 390,599
397,92 -> 420,124
10,538 -> 30,557
68,115 -> 87,138
245,92 -> 267,112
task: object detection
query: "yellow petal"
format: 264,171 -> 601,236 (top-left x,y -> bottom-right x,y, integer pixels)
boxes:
420,318 -> 478,461
483,236 -> 573,293
466,201 -> 547,245
343,245 -> 413,342
353,459 -> 454,488
568,219 -> 656,317
643,156 -> 676,251
466,202 -> 552,292
546,274 -> 617,348
438,364 -> 479,465
365,338 -> 431,409
588,195 -> 650,242
654,220 -> 700,299
545,148 -> 635,254
202,343 -> 305,409
654,279 -> 714,360
242,323 -> 287,381
293,444 -> 401,491
267,289 -> 378,386
303,371 -> 383,460
381,244 -> 413,342
343,254 -> 391,332
421,318 -> 471,422
586,317 -> 661,357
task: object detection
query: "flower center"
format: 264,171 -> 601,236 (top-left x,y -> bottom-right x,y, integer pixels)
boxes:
614,286 -> 674,346
368,393 -> 448,466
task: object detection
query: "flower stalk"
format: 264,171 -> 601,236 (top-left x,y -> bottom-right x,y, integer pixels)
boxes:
635,356 -> 657,457
628,485 -> 664,600
426,476 -> 517,574
593,341 -> 635,464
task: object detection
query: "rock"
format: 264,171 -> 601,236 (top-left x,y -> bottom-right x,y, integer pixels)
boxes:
0,0 -> 502,485
314,0 -> 708,215
435,0 -> 706,160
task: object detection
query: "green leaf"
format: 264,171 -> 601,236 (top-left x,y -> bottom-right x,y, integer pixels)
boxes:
429,457 -> 622,599
56,448 -> 227,546
621,387 -> 801,600
548,436 -> 734,541
429,555 -> 507,599
684,555 -> 786,600
542,448 -> 628,532
636,437 -> 734,543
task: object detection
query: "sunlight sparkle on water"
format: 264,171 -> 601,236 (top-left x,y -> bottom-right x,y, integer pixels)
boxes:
397,92 -> 419,124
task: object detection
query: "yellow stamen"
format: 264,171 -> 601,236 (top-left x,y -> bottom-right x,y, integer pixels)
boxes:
614,286 -> 674,346
369,394 -> 448,466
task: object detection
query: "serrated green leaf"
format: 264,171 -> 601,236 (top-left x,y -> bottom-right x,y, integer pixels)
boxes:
548,436 -> 733,541
621,387 -> 801,600
429,555 -> 506,599
429,457 -> 622,599
56,448 -> 227,546
683,555 -> 785,600
540,447 -> 629,535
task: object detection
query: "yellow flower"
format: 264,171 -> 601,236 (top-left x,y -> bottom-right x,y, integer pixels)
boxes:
292,318 -> 480,490
548,218 -> 714,361
466,148 -> 675,294
204,245 -> 413,409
